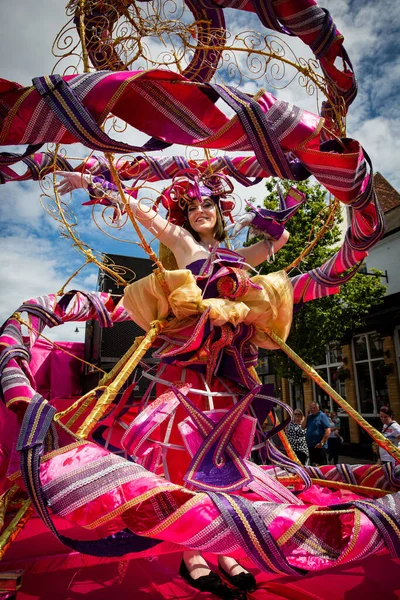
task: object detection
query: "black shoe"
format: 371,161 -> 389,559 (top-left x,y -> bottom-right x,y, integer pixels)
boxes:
218,561 -> 256,593
179,559 -> 247,599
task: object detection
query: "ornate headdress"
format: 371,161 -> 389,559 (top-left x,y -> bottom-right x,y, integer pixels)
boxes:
159,168 -> 235,225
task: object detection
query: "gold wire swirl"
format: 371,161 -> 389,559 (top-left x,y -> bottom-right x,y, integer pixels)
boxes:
44,0 -> 347,280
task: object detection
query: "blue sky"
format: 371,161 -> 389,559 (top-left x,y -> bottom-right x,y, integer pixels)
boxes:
0,0 -> 398,340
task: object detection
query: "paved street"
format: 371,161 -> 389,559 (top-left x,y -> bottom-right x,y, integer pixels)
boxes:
336,455 -> 374,465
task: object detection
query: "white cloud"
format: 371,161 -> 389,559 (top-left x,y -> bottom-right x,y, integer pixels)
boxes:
351,116 -> 400,189
0,235 -> 66,318
0,231 -> 103,343
0,1 -> 74,84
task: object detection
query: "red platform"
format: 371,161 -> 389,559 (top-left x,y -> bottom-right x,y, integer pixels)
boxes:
1,515 -> 399,600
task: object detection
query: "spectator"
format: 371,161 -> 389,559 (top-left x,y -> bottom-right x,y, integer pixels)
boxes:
302,402 -> 331,466
287,409 -> 309,465
327,411 -> 341,465
378,406 -> 400,464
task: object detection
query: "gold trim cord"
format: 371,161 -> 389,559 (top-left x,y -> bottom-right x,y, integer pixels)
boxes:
76,320 -> 167,438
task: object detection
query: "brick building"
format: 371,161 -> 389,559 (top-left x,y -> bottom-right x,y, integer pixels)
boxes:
260,174 -> 400,455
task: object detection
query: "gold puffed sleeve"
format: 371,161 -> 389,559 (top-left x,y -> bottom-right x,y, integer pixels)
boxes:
123,269 -> 293,349
243,271 -> 293,350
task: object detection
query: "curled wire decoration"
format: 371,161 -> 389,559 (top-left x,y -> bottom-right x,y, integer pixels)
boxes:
41,0 -> 350,281
42,145 -> 137,291
98,253 -> 138,286
52,16 -> 83,75
55,1 -> 332,108
61,0 -> 227,84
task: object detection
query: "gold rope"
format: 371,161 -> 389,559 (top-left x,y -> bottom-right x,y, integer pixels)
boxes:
266,328 -> 400,463
277,475 -> 390,498
76,319 -> 167,438
0,496 -> 34,560
78,0 -> 90,73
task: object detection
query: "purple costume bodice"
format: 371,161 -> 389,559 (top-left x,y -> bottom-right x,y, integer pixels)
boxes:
156,248 -> 262,388
185,247 -> 260,301
185,259 -> 219,298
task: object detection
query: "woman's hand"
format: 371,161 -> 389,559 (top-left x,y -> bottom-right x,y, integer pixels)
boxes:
54,171 -> 91,195
226,213 -> 255,238
227,209 -> 285,242
54,170 -> 130,226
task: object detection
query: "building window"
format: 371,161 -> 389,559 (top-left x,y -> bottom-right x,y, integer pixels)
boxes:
353,332 -> 389,415
256,351 -> 280,394
312,343 -> 346,412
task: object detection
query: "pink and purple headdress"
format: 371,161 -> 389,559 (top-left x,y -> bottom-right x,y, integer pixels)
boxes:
159,168 -> 235,225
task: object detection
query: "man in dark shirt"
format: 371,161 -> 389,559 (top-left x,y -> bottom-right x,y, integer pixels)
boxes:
302,402 -> 331,466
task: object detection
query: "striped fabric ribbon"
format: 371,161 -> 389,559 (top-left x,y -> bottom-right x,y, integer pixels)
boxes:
0,345 -> 31,381
210,83 -> 300,180
0,72 -> 384,303
0,70 -> 320,167
291,152 -> 385,303
193,0 -> 355,117
382,462 -> 400,489
0,72 -> 356,195
57,291 -> 114,329
33,74 -> 167,155
0,152 -> 72,184
207,491 -> 298,574
3,311 -> 400,564
172,384 -> 258,491
0,144 -> 43,169
0,290 -> 130,410
0,319 -> 31,380
266,440 -> 312,490
16,302 -> 64,329
352,498 -> 400,558
335,463 -> 358,486
16,393 -> 161,556
76,0 -> 354,114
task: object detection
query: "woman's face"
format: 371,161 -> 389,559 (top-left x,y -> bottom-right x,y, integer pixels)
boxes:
380,411 -> 393,425
294,411 -> 303,423
187,198 -> 217,235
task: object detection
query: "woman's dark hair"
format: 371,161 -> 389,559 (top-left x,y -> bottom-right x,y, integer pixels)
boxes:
379,406 -> 394,419
182,196 -> 226,243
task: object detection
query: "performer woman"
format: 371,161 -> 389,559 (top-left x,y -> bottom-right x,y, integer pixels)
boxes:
56,169 -> 294,598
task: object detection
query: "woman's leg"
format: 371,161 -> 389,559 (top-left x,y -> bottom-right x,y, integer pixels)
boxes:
183,549 -> 211,579
295,449 -> 308,465
218,556 -> 250,576
183,551 -> 252,580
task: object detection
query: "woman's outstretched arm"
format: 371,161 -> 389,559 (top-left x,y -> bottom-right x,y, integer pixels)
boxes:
54,170 -> 189,252
235,229 -> 289,268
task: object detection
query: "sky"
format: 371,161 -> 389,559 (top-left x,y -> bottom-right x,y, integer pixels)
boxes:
0,0 -> 399,341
